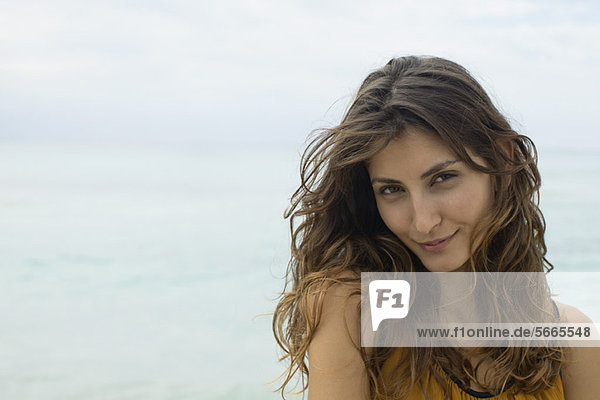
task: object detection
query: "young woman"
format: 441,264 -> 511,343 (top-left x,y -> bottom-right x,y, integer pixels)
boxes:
272,56 -> 599,399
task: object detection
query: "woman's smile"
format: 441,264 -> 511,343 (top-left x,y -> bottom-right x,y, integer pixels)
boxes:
416,229 -> 459,252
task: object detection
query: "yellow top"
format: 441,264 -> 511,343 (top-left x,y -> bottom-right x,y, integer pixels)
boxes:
377,349 -> 565,399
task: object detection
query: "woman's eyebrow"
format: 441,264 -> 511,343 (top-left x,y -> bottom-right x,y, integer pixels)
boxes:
420,159 -> 458,179
370,159 -> 459,185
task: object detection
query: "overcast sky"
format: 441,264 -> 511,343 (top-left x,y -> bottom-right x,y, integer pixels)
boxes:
1,0 -> 598,147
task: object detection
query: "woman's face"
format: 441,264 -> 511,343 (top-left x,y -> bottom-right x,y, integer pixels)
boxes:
367,128 -> 494,272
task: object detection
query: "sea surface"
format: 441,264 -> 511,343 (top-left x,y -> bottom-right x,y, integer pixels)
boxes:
0,141 -> 598,399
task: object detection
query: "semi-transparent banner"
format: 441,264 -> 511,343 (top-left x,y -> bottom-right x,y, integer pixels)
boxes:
361,272 -> 600,347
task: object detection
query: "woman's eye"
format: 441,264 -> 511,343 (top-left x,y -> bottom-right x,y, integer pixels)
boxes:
380,185 -> 402,195
432,172 -> 457,184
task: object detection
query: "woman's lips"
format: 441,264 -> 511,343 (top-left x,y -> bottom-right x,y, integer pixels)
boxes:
417,231 -> 458,252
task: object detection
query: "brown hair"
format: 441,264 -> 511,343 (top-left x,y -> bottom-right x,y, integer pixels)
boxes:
272,55 -> 563,399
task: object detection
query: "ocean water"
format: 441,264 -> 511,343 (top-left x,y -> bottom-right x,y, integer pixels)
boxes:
0,141 -> 598,399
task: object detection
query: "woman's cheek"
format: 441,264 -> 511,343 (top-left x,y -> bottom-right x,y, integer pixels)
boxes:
441,190 -> 470,216
379,203 -> 408,236
445,180 -> 492,223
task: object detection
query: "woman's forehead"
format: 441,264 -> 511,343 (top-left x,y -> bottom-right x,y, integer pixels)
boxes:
367,131 -> 456,170
366,131 -> 487,176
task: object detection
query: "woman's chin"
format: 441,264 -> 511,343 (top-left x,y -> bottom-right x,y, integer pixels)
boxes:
422,259 -> 470,272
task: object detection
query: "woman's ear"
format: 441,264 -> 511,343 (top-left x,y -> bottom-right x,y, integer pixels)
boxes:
495,138 -> 514,193
496,137 -> 514,166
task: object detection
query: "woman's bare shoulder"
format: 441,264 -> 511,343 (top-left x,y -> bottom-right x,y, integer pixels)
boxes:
553,301 -> 600,400
306,269 -> 370,400
553,301 -> 594,323
306,270 -> 362,340
305,270 -> 361,316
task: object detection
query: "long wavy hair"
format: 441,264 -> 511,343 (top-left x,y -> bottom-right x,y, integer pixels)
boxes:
272,56 -> 563,399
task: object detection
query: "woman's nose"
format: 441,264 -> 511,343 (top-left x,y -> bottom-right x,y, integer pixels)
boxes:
411,196 -> 442,235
